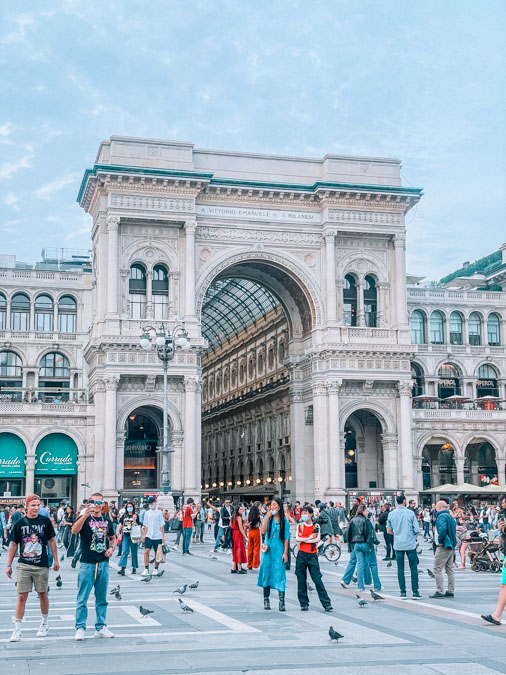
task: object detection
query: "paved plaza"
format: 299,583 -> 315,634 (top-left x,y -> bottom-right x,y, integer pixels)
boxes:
1,533 -> 505,675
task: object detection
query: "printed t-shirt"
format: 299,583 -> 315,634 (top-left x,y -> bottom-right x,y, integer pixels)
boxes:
142,508 -> 164,540
119,513 -> 135,533
10,515 -> 55,567
80,516 -> 115,563
183,506 -> 194,528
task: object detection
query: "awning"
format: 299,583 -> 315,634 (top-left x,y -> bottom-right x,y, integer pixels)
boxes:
0,433 -> 26,478
423,483 -> 505,495
35,433 -> 77,475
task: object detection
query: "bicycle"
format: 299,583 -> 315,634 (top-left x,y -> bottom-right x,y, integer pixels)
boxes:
291,539 -> 341,562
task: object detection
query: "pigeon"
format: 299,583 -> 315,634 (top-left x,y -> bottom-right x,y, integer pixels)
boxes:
352,575 -> 357,583
178,598 -> 193,613
155,569 -> 165,578
356,594 -> 368,608
141,575 -> 152,583
329,626 -> 344,642
427,569 -> 435,579
308,582 -> 315,592
60,554 -> 65,562
173,584 -> 188,595
386,561 -> 392,568
114,590 -> 122,601
370,590 -> 384,602
150,558 -> 155,564
56,576 -> 62,589
209,555 -> 218,561
139,606 -> 154,617
189,581 -> 199,590
109,585 -> 120,595
416,546 -> 422,555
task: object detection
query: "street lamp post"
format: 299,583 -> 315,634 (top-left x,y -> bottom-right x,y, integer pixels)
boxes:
140,325 -> 190,508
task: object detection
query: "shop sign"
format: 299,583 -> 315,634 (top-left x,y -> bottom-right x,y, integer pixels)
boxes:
0,433 -> 26,478
438,379 -> 457,386
35,434 -> 77,475
477,380 -> 495,387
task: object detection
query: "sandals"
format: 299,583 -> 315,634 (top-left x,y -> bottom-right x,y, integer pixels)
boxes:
481,614 -> 501,626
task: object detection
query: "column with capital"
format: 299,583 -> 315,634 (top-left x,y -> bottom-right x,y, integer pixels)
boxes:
168,272 -> 179,319
25,457 -> 35,496
356,280 -> 365,326
381,432 -> 399,488
376,282 -> 389,328
106,216 -> 120,318
145,270 -> 153,319
95,219 -> 108,321
169,431 -> 184,497
496,457 -> 506,485
312,382 -> 328,500
324,231 -> 337,324
394,234 -> 408,328
184,221 -> 197,320
289,388 -> 312,503
92,378 -> 106,490
397,380 -> 414,491
455,456 -> 465,485
327,380 -> 345,496
103,375 -> 120,496
183,376 -> 200,498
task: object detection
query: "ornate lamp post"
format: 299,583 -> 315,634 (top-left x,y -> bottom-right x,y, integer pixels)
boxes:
139,325 -> 190,502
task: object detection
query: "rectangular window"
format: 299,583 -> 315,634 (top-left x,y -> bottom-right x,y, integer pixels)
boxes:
129,295 -> 146,319
11,312 -> 29,331
36,312 -> 53,332
488,325 -> 500,346
58,314 -> 76,333
0,311 -> 5,330
153,296 -> 167,320
450,332 -> 462,345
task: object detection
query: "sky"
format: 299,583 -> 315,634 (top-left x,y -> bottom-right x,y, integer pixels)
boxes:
1,0 -> 505,280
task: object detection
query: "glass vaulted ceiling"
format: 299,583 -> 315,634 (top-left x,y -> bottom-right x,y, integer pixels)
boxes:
202,278 -> 280,352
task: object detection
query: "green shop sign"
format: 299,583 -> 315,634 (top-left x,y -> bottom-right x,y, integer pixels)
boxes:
0,433 -> 26,478
35,434 -> 77,475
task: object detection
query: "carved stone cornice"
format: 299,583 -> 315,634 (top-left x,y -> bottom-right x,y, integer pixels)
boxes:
196,226 -> 321,246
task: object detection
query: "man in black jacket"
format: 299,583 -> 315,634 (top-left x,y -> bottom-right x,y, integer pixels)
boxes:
378,504 -> 393,560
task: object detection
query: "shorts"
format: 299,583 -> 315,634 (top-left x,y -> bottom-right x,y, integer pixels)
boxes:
16,562 -> 49,593
501,556 -> 506,585
145,537 -> 162,550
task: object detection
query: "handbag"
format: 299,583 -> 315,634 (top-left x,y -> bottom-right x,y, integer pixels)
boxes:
130,525 -> 142,543
156,544 -> 166,564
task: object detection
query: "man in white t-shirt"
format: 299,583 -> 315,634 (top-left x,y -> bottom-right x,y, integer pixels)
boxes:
141,497 -> 165,576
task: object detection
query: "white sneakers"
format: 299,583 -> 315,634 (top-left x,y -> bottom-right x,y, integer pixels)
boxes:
9,627 -> 21,642
36,622 -> 49,637
140,568 -> 151,577
75,629 -> 85,641
95,627 -> 115,638
171,544 -> 179,550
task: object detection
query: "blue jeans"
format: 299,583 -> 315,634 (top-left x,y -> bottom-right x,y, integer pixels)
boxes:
354,542 -> 381,591
423,522 -> 430,537
214,526 -> 227,551
395,549 -> 419,594
342,546 -> 372,585
75,561 -> 109,631
119,534 -> 138,569
195,521 -> 205,542
182,527 -> 192,554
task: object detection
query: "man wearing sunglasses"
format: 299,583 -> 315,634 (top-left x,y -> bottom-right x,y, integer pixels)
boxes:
72,493 -> 116,641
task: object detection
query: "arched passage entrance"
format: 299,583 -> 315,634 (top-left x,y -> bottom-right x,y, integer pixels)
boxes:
464,440 -> 498,486
198,255 -> 317,503
421,437 -> 457,488
343,410 -> 384,490
123,406 -> 164,498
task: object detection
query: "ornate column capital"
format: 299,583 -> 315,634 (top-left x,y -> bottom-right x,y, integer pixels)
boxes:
107,215 -> 120,230
184,375 -> 201,392
120,268 -> 130,278
324,230 -> 336,243
104,375 -> 120,391
311,382 -> 327,396
185,220 -> 197,235
328,379 -> 342,393
394,233 -> 406,248
397,380 -> 413,396
95,377 -> 106,393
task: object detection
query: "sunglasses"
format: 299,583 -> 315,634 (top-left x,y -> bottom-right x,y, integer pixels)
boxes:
90,500 -> 103,505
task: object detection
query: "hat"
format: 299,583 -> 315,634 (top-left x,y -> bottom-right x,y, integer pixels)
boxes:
147,496 -> 156,504
25,494 -> 40,506
319,502 -> 327,509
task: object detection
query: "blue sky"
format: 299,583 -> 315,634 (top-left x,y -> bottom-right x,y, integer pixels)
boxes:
1,0 -> 505,279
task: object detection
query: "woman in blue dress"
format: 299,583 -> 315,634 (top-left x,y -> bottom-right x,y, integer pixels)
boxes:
257,497 -> 290,611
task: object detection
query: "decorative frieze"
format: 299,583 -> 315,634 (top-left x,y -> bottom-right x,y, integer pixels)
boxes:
328,209 -> 402,225
196,226 -> 321,246
109,193 -> 194,213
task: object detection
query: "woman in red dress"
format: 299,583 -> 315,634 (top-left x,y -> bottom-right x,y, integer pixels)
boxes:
231,504 -> 247,574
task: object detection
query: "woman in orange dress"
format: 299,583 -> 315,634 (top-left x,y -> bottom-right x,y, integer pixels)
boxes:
231,504 -> 247,574
247,503 -> 261,570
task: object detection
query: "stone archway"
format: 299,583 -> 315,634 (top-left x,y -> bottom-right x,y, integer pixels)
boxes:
343,409 -> 384,490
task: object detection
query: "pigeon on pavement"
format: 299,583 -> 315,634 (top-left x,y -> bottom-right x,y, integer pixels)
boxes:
329,626 -> 344,642
427,569 -> 435,579
189,581 -> 199,590
141,575 -> 152,583
139,606 -> 154,617
178,598 -> 194,613
115,590 -> 122,601
370,590 -> 384,602
109,585 -> 120,595
209,555 -> 218,561
173,584 -> 188,595
56,575 -> 62,589
155,569 -> 165,578
386,561 -> 392,568
356,594 -> 368,607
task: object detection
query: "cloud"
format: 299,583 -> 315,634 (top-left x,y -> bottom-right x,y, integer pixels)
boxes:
4,193 -> 20,211
34,172 -> 79,200
0,122 -> 13,137
1,219 -> 19,234
0,154 -> 33,179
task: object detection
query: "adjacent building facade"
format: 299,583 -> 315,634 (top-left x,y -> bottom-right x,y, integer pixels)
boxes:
0,136 -> 505,506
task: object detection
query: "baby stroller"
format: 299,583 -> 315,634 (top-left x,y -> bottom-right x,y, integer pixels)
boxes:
468,538 -> 502,572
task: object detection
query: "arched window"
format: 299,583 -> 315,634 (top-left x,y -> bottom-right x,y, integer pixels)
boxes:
438,363 -> 461,399
0,293 -> 6,330
58,296 -> 77,333
363,276 -> 377,327
410,309 -> 426,344
468,312 -> 481,346
430,311 -> 445,344
411,363 -> 425,397
449,312 -> 463,345
10,293 -> 30,331
39,352 -> 70,402
476,364 -> 499,398
35,295 -> 54,332
343,275 -> 357,326
129,264 -> 146,319
487,314 -> 500,346
0,351 -> 23,401
152,264 -> 169,320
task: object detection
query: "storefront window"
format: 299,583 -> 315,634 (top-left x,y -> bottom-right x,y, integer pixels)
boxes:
35,433 -> 78,505
39,352 -> 70,401
0,433 -> 26,495
124,414 -> 159,490
438,363 -> 461,399
476,364 -> 499,398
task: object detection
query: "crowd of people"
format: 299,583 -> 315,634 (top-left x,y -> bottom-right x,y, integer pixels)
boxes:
2,491 -> 505,642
